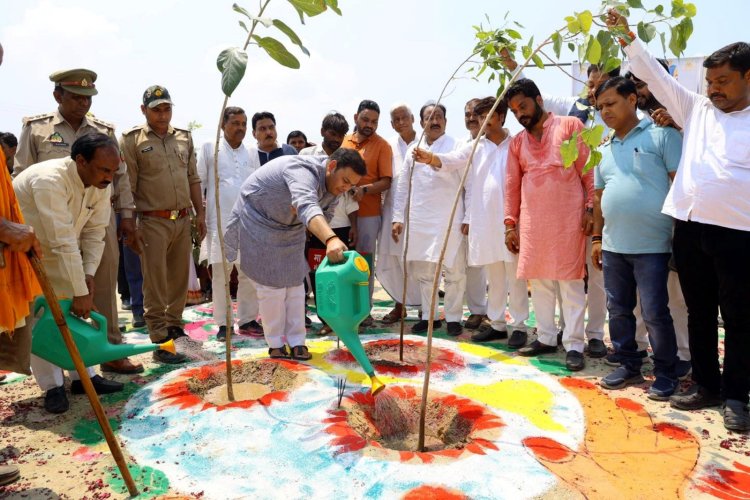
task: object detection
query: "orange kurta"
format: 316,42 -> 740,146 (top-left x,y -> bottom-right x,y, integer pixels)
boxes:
0,148 -> 41,333
340,133 -> 392,217
504,114 -> 593,280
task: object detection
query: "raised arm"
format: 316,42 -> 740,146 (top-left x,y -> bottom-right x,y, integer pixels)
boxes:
607,9 -> 702,126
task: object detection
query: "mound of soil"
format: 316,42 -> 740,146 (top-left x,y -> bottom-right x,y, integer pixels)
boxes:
186,360 -> 303,404
346,389 -> 474,452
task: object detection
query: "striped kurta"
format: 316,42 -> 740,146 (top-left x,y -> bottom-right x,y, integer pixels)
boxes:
224,155 -> 338,288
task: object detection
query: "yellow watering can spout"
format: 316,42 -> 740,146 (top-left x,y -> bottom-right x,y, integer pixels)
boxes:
316,251 -> 386,396
31,296 -> 165,371
369,375 -> 385,396
159,339 -> 176,354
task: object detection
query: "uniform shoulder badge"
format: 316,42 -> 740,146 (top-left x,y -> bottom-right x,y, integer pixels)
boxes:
22,112 -> 54,125
123,125 -> 143,136
90,115 -> 115,131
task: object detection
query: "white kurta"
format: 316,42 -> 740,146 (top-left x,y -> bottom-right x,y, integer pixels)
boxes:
13,157 -> 111,297
376,134 -> 420,305
438,134 -> 514,267
198,138 -> 260,265
392,134 -> 463,267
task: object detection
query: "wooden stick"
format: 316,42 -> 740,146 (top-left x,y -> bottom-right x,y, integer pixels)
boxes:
27,252 -> 138,496
210,0 -> 272,402
398,51 -> 482,361
416,38 -> 554,452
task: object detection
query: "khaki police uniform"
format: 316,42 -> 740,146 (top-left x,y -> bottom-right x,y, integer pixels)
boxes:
14,91 -> 135,347
121,123 -> 200,343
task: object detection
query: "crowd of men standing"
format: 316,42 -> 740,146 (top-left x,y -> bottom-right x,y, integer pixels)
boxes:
0,12 -> 749,485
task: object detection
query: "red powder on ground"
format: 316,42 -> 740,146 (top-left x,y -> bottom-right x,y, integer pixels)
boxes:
402,485 -> 468,500
522,436 -> 573,462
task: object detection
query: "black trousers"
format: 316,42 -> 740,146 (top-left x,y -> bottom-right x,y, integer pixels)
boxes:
673,220 -> 750,403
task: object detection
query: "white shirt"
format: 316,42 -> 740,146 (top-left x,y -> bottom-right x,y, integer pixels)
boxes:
438,133 -> 514,266
379,133 -> 417,257
198,138 -> 259,264
392,134 -> 463,266
13,157 -> 111,297
299,144 -> 358,228
626,40 -> 750,231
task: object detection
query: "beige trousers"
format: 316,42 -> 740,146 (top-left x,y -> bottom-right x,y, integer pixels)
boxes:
93,211 -> 122,344
139,216 -> 191,343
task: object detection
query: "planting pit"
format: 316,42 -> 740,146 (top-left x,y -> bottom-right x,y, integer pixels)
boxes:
354,390 -> 472,451
186,359 -> 304,405
153,358 -> 314,412
324,384 -> 504,461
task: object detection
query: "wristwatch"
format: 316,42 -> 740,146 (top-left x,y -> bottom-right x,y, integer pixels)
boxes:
362,186 -> 369,195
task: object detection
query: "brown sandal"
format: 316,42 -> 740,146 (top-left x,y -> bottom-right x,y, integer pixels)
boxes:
268,346 -> 289,359
318,325 -> 333,336
380,307 -> 405,325
290,345 -> 312,361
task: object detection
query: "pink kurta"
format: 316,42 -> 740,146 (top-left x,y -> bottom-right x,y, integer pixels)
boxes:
504,114 -> 593,280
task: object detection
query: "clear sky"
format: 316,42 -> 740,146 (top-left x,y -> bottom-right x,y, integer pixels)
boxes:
0,0 -> 746,146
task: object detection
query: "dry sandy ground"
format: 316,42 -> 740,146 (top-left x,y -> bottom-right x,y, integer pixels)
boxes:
0,286 -> 748,499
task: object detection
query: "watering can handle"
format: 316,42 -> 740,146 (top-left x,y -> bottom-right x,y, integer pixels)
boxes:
33,295 -> 47,316
68,309 -> 107,333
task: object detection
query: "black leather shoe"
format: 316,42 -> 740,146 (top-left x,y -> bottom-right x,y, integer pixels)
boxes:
507,330 -> 528,349
0,464 -> 20,486
216,326 -> 232,341
565,350 -> 585,371
587,339 -> 608,358
670,384 -> 722,410
518,339 -> 558,357
471,327 -> 507,342
411,320 -> 442,333
446,322 -> 463,337
132,314 -> 146,328
44,386 -> 69,414
167,326 -> 187,340
71,375 -> 124,395
153,349 -> 187,364
724,400 -> 750,432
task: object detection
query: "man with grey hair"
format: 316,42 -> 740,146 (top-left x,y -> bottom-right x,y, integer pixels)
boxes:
378,103 -> 419,324
393,102 -> 465,336
461,97 -> 489,330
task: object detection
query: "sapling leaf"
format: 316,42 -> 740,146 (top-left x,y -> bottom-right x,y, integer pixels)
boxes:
561,132 -> 580,168
552,31 -> 562,59
216,47 -> 248,97
253,35 -> 301,68
637,21 -> 657,42
577,10 -> 593,33
324,0 -> 342,15
585,36 -> 602,64
273,19 -> 311,56
233,3 -> 273,27
583,149 -> 603,174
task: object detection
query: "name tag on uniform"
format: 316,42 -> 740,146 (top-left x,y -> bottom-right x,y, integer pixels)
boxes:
140,146 -> 154,153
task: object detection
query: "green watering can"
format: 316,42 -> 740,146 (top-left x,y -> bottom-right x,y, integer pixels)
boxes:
31,296 -> 175,371
316,250 -> 385,395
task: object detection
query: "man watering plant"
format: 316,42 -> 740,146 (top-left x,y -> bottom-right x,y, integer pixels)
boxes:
13,133 -> 125,414
224,148 -> 366,360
